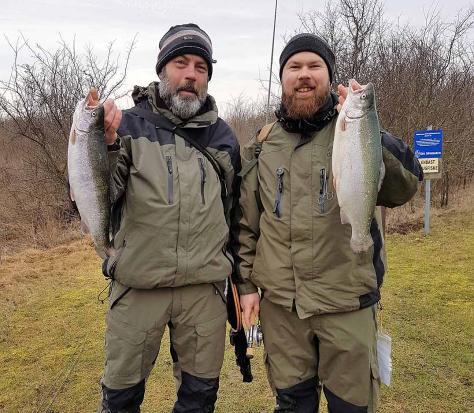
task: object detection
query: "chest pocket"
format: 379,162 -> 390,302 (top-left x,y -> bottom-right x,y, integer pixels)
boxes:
197,157 -> 207,205
165,155 -> 174,204
312,142 -> 338,216
317,166 -> 335,214
272,167 -> 285,217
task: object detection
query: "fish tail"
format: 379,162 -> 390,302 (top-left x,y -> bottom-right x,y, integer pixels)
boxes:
350,235 -> 374,253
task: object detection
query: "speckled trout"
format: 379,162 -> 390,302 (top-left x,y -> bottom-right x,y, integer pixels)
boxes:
67,89 -> 114,258
332,80 -> 385,253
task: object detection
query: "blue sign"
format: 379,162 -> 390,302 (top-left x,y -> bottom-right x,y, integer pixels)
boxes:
414,130 -> 443,159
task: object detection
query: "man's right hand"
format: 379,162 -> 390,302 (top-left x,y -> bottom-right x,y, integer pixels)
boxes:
240,292 -> 260,329
86,88 -> 122,145
103,98 -> 122,145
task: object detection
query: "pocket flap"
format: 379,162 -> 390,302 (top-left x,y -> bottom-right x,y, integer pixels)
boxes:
195,313 -> 227,337
107,313 -> 146,345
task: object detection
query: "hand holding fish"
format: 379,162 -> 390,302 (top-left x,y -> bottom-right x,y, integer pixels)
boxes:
68,89 -> 115,258
332,80 -> 385,253
336,79 -> 362,112
86,88 -> 122,145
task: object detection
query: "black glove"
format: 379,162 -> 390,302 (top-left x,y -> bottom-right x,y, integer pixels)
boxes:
229,328 -> 253,383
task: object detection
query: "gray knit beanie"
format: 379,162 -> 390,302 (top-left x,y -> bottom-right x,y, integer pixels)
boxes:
156,23 -> 216,79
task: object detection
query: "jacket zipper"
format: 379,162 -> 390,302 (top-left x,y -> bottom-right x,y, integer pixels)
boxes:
273,167 -> 284,218
319,168 -> 327,213
166,156 -> 173,204
198,158 -> 206,205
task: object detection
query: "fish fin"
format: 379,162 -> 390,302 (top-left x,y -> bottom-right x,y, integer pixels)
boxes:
107,247 -> 117,258
332,176 -> 337,192
69,187 -> 75,202
340,208 -> 350,225
80,220 -> 90,234
94,246 -> 107,259
69,129 -> 76,145
350,236 -> 374,254
340,117 -> 348,132
378,161 -> 386,191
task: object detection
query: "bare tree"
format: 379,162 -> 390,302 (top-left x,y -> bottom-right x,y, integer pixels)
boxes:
298,0 -> 384,83
297,1 -> 474,207
0,35 -> 135,249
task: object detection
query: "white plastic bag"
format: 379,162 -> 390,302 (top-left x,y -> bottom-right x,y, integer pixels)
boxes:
377,331 -> 392,386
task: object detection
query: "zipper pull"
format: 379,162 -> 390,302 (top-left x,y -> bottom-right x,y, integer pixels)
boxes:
273,167 -> 284,218
319,168 -> 326,213
198,158 -> 206,205
166,156 -> 173,204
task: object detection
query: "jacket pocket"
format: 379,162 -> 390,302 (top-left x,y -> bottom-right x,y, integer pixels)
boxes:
166,155 -> 173,204
193,312 -> 227,375
198,157 -> 206,205
103,241 -> 126,280
317,167 -> 335,214
104,313 -> 147,383
272,167 -> 284,218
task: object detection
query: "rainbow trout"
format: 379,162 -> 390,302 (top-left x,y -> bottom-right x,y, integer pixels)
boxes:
332,80 -> 385,253
67,89 -> 114,258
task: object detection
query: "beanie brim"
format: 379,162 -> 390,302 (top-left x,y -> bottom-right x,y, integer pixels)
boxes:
156,24 -> 215,80
156,45 -> 214,79
279,34 -> 335,83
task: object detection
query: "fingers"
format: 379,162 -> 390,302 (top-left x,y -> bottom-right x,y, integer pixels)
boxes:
243,306 -> 257,329
243,307 -> 252,330
103,99 -> 122,145
337,84 -> 347,112
337,83 -> 346,96
86,87 -> 100,107
242,301 -> 260,329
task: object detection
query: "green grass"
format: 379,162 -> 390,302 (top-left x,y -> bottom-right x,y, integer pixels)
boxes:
0,210 -> 472,412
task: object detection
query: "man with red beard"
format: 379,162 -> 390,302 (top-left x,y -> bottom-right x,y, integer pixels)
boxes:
94,23 -> 241,413
235,33 -> 423,412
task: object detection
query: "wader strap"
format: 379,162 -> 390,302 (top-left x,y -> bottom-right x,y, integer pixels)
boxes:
238,121 -> 277,178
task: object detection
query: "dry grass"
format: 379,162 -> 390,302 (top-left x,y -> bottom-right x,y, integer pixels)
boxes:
386,183 -> 474,235
0,204 -> 473,412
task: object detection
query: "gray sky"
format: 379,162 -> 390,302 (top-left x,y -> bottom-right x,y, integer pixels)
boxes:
1,0 -> 472,113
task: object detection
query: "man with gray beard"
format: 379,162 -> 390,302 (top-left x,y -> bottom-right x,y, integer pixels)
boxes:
94,23 -> 241,413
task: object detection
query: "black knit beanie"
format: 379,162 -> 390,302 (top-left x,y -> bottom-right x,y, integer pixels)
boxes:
279,33 -> 335,83
156,23 -> 216,79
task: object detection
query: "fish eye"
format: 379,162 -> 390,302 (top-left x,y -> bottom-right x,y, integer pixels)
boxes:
361,93 -> 367,99
91,110 -> 97,117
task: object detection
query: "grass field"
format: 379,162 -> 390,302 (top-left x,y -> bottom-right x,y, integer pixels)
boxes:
0,209 -> 473,413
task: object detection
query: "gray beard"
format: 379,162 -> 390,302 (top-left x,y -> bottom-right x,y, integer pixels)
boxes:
158,75 -> 208,120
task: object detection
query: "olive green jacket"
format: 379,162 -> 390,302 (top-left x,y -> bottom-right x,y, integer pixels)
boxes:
235,118 -> 422,317
105,82 -> 240,289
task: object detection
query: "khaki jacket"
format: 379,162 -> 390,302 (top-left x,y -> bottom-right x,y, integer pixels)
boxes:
105,82 -> 240,289
235,118 -> 422,317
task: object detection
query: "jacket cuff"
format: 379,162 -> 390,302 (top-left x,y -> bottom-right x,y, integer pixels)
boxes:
237,281 -> 258,295
107,136 -> 121,152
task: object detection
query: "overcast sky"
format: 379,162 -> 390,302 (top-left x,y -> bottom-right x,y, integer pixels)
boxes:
1,0 -> 472,114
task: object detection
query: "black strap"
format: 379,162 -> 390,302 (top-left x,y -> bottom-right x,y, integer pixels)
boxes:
126,106 -> 227,200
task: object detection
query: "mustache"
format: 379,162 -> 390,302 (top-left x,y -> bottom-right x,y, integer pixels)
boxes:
294,82 -> 315,90
177,81 -> 198,94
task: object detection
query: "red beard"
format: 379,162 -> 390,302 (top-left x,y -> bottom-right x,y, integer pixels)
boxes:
281,82 -> 331,119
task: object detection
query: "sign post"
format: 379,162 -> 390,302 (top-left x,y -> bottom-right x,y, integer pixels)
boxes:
413,127 -> 443,235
